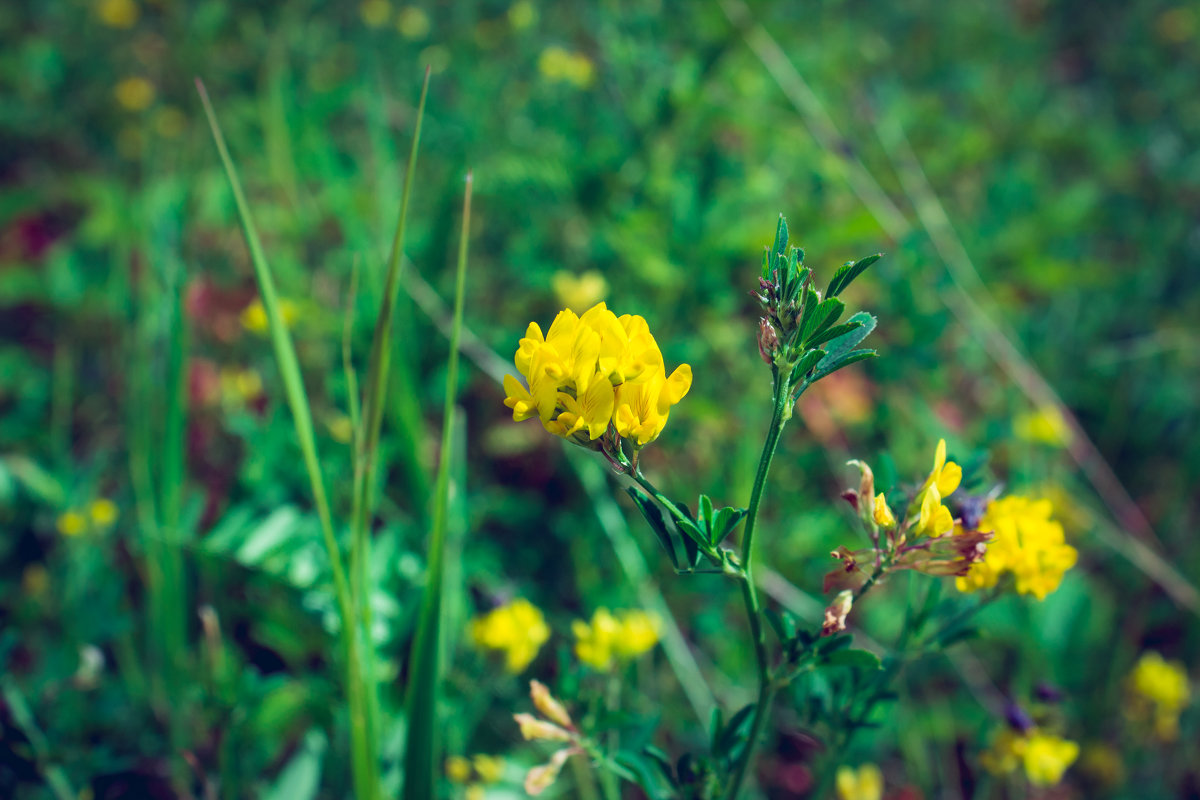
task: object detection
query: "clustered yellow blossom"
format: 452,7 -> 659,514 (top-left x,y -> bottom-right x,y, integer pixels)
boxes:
514,681 -> 583,796
1126,651 -> 1191,741
1014,406 -> 1072,447
956,495 -> 1077,600
538,46 -> 595,88
57,499 -> 119,537
909,438 -> 961,539
114,77 -> 156,112
219,367 -> 264,408
503,303 -> 691,449
467,599 -> 550,673
835,763 -> 883,800
982,727 -> 1079,786
98,0 -> 139,28
446,753 -> 505,799
240,297 -> 300,335
572,608 -> 660,670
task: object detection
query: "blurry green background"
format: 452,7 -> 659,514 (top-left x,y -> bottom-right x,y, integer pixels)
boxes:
1,0 -> 1197,797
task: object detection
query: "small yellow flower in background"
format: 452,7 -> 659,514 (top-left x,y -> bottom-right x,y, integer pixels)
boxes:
220,367 -> 264,408
464,786 -> 484,800
551,270 -> 608,313
508,0 -> 536,29
504,303 -> 691,449
955,495 -> 1077,600
359,0 -> 391,27
1126,651 -> 1190,740
1014,405 -> 1071,447
445,755 -> 472,783
152,106 -> 187,139
57,511 -> 87,537
1078,742 -> 1124,789
397,6 -> 431,39
468,598 -> 550,673
835,763 -> 883,800
98,0 -> 139,28
572,608 -> 660,670
327,413 -> 355,444
240,297 -> 299,335
538,46 -> 595,88
872,493 -> 895,528
909,438 -> 961,538
89,499 -> 118,527
472,754 -> 505,784
982,727 -> 1078,787
115,77 -> 156,112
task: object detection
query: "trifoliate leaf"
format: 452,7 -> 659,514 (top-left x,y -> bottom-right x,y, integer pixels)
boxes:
826,253 -> 882,298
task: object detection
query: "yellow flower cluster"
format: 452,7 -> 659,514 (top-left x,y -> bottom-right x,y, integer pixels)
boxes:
982,728 -> 1079,786
240,297 -> 300,335
1126,651 -> 1191,741
538,46 -> 595,88
956,495 -> 1077,599
504,303 -> 692,448
446,753 -> 505,800
572,608 -> 660,671
835,763 -> 882,800
467,599 -> 550,673
909,438 -> 961,539
57,499 -> 119,537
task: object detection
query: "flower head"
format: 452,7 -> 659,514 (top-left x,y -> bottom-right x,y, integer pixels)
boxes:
836,763 -> 883,800
909,439 -> 961,538
467,598 -> 550,673
955,495 -> 1076,600
982,726 -> 1078,786
572,608 -> 660,670
1126,651 -> 1191,741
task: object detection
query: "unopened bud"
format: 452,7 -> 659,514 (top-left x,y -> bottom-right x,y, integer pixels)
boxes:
524,748 -> 574,796
846,460 -> 875,509
872,493 -> 896,528
529,680 -> 573,730
513,713 -> 573,742
758,318 -> 779,364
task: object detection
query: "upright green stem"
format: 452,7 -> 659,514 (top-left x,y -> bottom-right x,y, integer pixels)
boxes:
724,372 -> 791,800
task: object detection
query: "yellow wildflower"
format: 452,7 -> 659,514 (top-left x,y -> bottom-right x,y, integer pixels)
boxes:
551,270 -> 608,313
1126,651 -> 1191,741
508,0 -> 537,29
504,303 -> 691,449
956,496 -> 1076,599
467,599 -> 550,673
909,438 -> 960,538
114,77 -> 156,112
872,493 -> 895,528
836,763 -> 882,800
240,297 -> 299,334
220,367 -> 264,407
397,6 -> 431,39
327,413 -> 355,444
57,511 -> 87,537
982,727 -> 1078,786
446,755 -> 472,783
538,46 -> 595,88
98,0 -> 139,28
152,106 -> 187,139
473,754 -> 505,784
572,608 -> 660,669
89,499 -> 118,527
1014,406 -> 1071,447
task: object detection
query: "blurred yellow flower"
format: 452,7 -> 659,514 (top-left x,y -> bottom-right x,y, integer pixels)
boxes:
240,297 -> 299,335
472,754 -> 504,784
57,510 -> 87,537
220,367 -> 264,407
98,0 -> 139,28
397,6 -> 431,39
114,77 -> 155,112
572,608 -> 660,670
1126,651 -> 1191,741
538,46 -> 595,88
982,727 -> 1078,786
445,755 -> 472,783
359,0 -> 391,27
467,598 -> 550,673
1014,406 -> 1071,447
909,438 -> 960,538
153,106 -> 187,139
552,270 -> 608,313
327,413 -> 355,444
465,785 -> 484,800
872,493 -> 895,528
836,763 -> 882,800
89,498 -> 118,527
508,0 -> 537,30
504,303 -> 691,449
956,495 -> 1077,599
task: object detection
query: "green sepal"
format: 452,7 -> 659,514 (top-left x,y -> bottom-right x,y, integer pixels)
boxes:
826,253 -> 882,298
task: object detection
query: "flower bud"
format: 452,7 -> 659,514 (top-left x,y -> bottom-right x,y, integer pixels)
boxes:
529,680 -> 573,730
513,713 -> 573,742
758,318 -> 779,364
524,748 -> 574,796
872,493 -> 896,528
821,590 -> 854,636
846,460 -> 875,508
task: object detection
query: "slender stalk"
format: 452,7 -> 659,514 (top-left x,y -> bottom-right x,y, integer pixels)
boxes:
601,672 -> 622,800
723,372 -> 791,800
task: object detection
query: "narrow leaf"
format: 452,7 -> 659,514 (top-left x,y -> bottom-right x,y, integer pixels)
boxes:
626,487 -> 680,570
804,320 -> 861,350
827,253 -> 882,297
822,648 -> 883,672
800,297 -> 845,346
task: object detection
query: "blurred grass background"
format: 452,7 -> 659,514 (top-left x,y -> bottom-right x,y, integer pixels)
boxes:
1,0 -> 1197,797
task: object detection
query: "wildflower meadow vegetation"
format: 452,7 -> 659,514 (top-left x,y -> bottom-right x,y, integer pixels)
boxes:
2,1 -> 1198,799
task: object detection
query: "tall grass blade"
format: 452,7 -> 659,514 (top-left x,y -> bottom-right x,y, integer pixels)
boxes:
402,171 -> 473,800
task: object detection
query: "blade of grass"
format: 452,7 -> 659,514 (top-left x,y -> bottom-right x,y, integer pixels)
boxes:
0,678 -> 76,800
195,78 -> 374,799
402,170 -> 473,800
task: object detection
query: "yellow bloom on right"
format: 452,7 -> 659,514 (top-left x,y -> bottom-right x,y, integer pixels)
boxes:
1126,651 -> 1191,741
956,495 -> 1077,600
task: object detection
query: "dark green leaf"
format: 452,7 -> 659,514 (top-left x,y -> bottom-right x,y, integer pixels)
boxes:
826,253 -> 882,297
822,648 -> 883,672
714,703 -> 756,759
625,488 -> 679,570
789,348 -> 826,385
698,494 -> 714,539
937,625 -> 980,650
643,745 -> 678,788
771,215 -> 788,259
800,297 -> 845,346
709,506 -> 748,547
816,634 -> 852,655
813,349 -> 877,382
804,320 -> 862,349
615,751 -> 672,799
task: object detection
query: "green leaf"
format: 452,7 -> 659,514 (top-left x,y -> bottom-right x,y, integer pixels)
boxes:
822,648 -> 883,672
804,320 -> 862,350
811,311 -> 877,381
263,729 -> 327,800
771,215 -> 788,260
643,745 -> 678,788
789,348 -> 826,385
615,751 -> 673,799
826,253 -> 882,297
800,297 -> 845,346
813,349 -> 877,382
698,494 -> 714,539
714,703 -> 757,760
626,488 -> 680,570
709,506 -> 748,547
816,633 -> 852,655
795,284 -> 820,339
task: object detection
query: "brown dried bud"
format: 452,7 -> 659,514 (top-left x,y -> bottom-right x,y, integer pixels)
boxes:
846,460 -> 875,507
758,318 -> 779,364
821,590 -> 854,637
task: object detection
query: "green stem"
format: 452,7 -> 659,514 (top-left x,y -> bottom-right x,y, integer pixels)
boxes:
602,673 -> 621,800
723,372 -> 791,800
